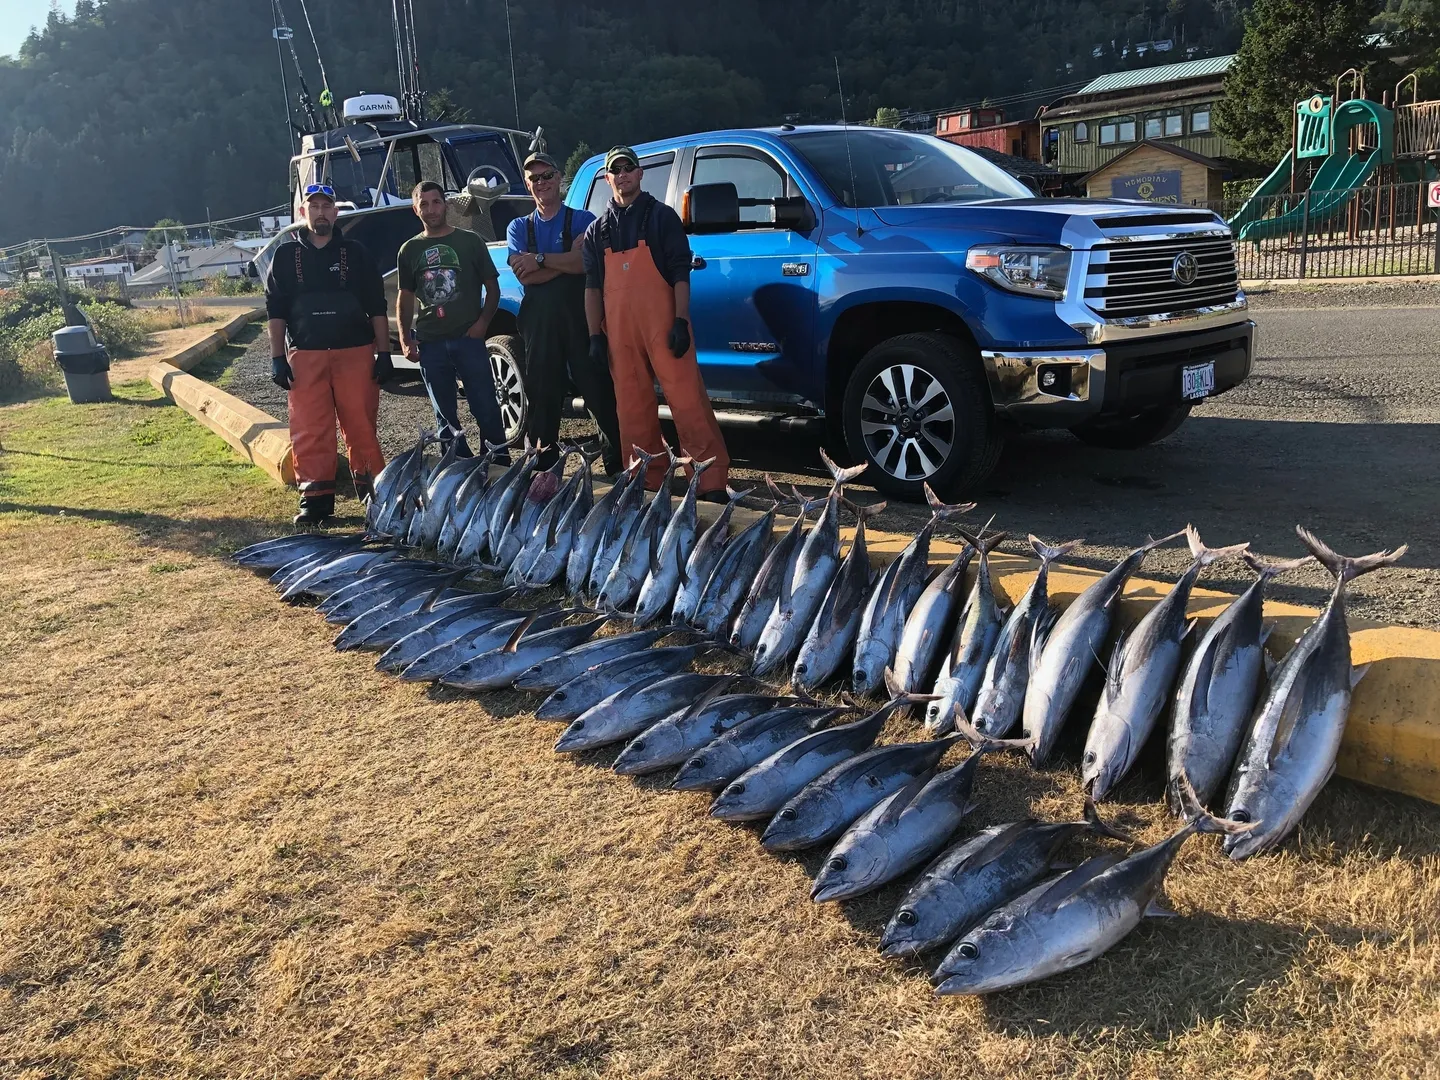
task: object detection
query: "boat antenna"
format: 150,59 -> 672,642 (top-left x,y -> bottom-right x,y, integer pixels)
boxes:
390,0 -> 406,110
504,0 -> 521,128
273,0 -> 320,131
834,56 -> 864,237
406,0 -> 425,120
295,0 -> 336,126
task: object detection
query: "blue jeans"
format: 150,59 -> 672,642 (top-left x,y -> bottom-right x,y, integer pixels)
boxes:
417,336 -> 507,457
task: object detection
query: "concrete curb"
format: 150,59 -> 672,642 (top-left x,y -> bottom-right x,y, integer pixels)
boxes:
162,305 -> 266,374
149,364 -> 295,484
147,305 -> 296,485
1242,274 -> 1440,291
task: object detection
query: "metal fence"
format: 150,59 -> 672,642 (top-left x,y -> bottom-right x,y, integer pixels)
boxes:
1208,180 -> 1439,280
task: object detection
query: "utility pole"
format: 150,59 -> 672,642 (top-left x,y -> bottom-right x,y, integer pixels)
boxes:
164,232 -> 186,326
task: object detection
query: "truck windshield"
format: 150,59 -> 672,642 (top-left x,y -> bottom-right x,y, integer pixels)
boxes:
783,129 -> 1031,207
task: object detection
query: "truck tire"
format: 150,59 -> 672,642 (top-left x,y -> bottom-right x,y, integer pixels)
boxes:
842,331 -> 1000,502
469,333 -> 527,444
1071,403 -> 1190,450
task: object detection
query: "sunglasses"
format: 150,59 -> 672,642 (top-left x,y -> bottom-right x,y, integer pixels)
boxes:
527,169 -> 558,182
303,183 -> 336,198
608,162 -> 638,175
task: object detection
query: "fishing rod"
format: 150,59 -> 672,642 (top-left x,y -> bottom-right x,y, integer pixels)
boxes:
272,0 -> 320,131
295,0 -> 338,127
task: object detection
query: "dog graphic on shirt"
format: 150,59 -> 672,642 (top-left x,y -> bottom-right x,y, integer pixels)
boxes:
419,245 -> 460,308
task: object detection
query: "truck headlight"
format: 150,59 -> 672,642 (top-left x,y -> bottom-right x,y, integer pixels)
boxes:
965,246 -> 1071,300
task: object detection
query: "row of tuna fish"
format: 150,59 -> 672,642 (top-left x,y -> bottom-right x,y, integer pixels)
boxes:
230,431 -> 1406,993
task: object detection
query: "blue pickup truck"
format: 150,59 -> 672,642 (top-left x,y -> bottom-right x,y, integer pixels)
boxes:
475,124 -> 1252,499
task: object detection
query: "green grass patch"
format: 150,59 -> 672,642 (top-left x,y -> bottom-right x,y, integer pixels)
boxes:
0,378 -> 296,552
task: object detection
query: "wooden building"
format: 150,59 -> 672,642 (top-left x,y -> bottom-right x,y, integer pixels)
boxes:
1083,141 -> 1227,205
936,107 -> 1041,164
1039,54 -> 1238,175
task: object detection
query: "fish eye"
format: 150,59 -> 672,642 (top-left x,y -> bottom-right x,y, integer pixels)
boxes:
729,783 -> 745,795
630,740 -> 645,752
685,756 -> 704,769
571,720 -> 584,730
553,690 -> 566,700
896,909 -> 917,926
957,941 -> 978,959
779,807 -> 796,821
826,855 -> 847,872
1083,750 -> 1096,765
1231,808 -> 1251,823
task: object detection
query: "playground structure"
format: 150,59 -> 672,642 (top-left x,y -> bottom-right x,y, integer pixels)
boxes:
1227,70 -> 1440,249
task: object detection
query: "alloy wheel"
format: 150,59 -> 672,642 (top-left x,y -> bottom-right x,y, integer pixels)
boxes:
858,363 -> 956,481
490,348 -> 527,441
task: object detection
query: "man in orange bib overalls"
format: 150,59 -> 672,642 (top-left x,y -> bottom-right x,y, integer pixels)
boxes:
582,146 -> 729,499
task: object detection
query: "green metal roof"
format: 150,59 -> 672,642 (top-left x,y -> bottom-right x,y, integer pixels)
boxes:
1076,54 -> 1235,96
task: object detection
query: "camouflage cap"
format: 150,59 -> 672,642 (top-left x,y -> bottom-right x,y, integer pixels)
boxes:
604,145 -> 639,171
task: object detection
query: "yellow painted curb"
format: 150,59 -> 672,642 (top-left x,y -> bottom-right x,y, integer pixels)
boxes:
149,363 -> 295,485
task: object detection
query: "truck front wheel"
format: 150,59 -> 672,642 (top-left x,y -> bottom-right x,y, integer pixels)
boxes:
1070,403 -> 1190,450
841,332 -> 1000,501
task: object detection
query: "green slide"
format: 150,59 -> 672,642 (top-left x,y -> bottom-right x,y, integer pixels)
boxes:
1226,149 -> 1294,234
1237,151 -> 1379,243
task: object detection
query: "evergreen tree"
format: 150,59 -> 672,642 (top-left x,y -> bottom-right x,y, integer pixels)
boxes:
1216,0 -> 1381,164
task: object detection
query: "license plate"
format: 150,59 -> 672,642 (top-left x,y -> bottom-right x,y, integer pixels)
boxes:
1181,361 -> 1215,401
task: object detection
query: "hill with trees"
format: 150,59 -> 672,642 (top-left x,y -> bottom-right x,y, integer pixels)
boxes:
0,0 -> 1253,243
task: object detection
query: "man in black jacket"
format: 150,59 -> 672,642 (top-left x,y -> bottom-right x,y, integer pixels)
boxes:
265,184 -> 393,525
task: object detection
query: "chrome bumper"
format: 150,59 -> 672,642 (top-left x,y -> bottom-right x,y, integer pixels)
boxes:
982,315 -> 1255,424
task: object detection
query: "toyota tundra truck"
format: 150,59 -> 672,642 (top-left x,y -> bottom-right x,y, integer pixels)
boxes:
445,125 -> 1255,500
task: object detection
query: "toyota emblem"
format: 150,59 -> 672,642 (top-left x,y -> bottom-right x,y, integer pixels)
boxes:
1172,251 -> 1199,285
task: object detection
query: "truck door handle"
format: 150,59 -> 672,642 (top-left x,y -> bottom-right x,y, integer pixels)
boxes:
691,256 -> 707,270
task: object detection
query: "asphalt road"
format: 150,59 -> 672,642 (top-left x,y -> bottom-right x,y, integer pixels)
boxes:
226,284 -> 1440,628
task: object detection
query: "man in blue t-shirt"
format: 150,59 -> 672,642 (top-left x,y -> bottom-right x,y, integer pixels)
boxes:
506,152 -> 622,475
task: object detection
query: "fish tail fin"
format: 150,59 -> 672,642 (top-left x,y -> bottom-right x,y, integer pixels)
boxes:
1029,535 -> 1084,565
951,706 -> 1035,754
1184,524 -> 1250,567
881,666 -> 941,707
1173,773 -> 1256,837
841,498 -> 887,520
1142,527 -> 1189,552
820,446 -> 869,486
1082,796 -> 1135,842
1240,551 -> 1314,581
923,483 -> 976,522
764,473 -> 789,505
725,484 -> 752,505
1295,526 -> 1407,585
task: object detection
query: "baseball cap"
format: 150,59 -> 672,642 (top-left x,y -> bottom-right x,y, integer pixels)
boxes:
604,146 -> 639,171
523,151 -> 559,171
302,183 -> 336,202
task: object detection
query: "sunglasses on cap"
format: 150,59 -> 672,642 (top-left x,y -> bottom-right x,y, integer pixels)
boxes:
527,169 -> 558,183
608,162 -> 638,175
303,183 -> 336,198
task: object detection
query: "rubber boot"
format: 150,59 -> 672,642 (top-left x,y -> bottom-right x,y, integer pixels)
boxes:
293,492 -> 335,527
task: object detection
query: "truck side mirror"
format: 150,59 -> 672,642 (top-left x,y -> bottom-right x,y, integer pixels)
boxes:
773,195 -> 816,232
683,183 -> 740,234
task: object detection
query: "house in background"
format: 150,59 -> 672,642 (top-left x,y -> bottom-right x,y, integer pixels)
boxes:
127,242 -> 251,295
1083,141 -> 1228,205
1039,54 -> 1238,180
64,254 -> 134,282
934,106 -> 1063,192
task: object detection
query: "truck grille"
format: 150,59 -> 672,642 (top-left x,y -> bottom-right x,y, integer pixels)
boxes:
1084,233 -> 1239,319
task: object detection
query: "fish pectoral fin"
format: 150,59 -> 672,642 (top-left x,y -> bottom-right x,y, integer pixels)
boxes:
1260,621 -> 1276,646
1143,897 -> 1180,918
1030,852 -> 1126,915
1182,618 -> 1197,640
1351,663 -> 1371,689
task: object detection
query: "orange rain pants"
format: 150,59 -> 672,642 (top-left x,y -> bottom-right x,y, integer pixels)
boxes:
602,240 -> 729,494
288,344 -> 385,496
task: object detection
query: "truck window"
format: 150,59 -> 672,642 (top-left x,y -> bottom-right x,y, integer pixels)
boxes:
584,153 -> 676,214
691,150 -> 792,224
783,128 -> 1029,207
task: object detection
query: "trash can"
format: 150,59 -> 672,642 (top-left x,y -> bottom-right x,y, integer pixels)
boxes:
52,324 -> 111,404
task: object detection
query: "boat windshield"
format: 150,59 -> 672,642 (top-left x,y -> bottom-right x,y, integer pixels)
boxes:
296,145 -> 391,208
782,128 -> 1031,207
446,132 -> 524,195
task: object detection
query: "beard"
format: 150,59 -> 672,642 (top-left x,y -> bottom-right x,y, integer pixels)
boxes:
311,220 -> 334,236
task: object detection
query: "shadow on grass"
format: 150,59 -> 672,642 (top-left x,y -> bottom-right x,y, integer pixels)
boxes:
0,501 -> 326,559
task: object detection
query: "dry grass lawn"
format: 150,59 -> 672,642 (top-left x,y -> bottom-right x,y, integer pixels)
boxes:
2,382 -> 1439,1079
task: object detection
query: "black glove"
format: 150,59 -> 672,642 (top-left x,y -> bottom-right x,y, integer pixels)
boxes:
588,333 -> 608,366
373,351 -> 394,384
667,317 -> 691,358
271,355 -> 293,391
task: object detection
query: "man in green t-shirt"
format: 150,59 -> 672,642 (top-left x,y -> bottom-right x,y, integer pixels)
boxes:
396,181 -> 507,458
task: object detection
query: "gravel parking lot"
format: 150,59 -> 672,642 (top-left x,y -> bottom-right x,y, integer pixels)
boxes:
226,283 -> 1440,628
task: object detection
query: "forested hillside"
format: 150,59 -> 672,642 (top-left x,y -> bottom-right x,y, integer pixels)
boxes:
0,0 -> 1249,242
